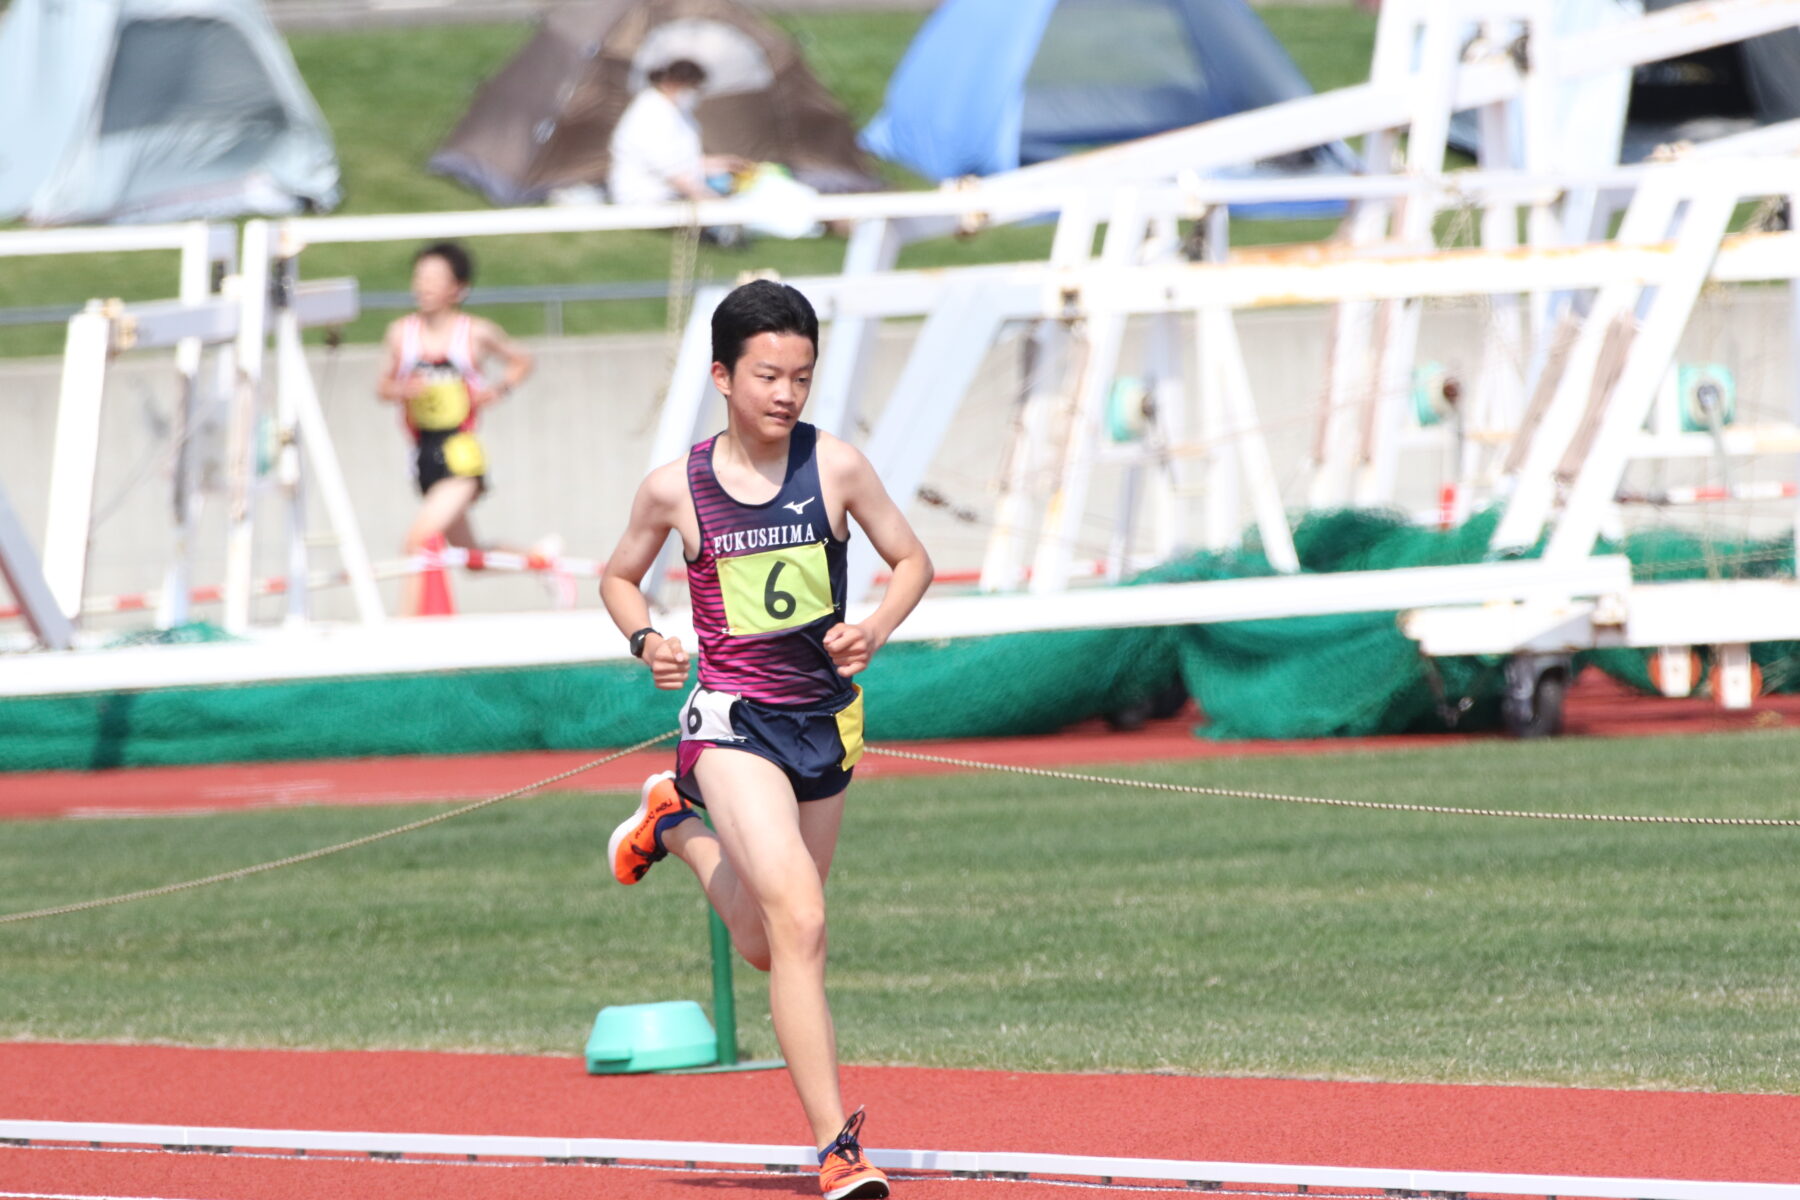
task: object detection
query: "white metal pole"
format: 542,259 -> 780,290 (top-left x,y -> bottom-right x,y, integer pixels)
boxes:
1490,174 -> 1683,553
274,259 -> 310,625
1357,4 -> 1460,508
1192,204 -> 1239,552
642,284 -> 730,606
811,218 -> 902,439
1029,190 -> 1147,595
1544,185 -> 1738,563
225,221 -> 272,633
41,305 -> 113,623
1206,305 -> 1300,574
161,221 -> 216,629
980,200 -> 1097,593
277,306 -> 386,625
0,481 -> 74,650
1145,306 -> 1188,565
851,283 -> 1010,603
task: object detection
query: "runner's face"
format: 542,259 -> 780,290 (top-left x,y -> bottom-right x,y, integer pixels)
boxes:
411,256 -> 465,316
714,332 -> 815,442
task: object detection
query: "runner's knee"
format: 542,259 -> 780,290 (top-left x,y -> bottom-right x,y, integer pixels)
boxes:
763,901 -> 827,961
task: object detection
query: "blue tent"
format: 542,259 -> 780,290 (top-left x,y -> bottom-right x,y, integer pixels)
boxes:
861,0 -> 1354,200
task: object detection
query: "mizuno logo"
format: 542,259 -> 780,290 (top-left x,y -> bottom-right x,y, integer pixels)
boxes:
783,497 -> 817,516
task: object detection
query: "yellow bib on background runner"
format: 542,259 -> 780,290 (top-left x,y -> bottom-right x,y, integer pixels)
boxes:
716,542 -> 834,637
409,374 -> 472,431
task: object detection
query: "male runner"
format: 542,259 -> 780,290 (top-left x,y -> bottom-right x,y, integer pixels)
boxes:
599,280 -> 932,1200
377,241 -> 534,615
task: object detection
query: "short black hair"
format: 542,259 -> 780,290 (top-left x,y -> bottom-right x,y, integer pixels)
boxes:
650,59 -> 707,88
711,280 -> 819,370
414,240 -> 474,286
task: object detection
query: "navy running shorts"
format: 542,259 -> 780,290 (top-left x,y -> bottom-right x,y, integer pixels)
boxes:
674,684 -> 865,807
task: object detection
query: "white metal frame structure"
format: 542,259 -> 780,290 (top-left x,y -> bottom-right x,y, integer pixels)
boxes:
0,221 -> 235,646
7,0 -> 1800,724
36,240 -> 364,633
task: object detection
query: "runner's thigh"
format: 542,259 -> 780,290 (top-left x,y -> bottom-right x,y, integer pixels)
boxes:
694,748 -> 820,902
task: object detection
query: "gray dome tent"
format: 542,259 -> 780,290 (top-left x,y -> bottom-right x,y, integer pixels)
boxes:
430,0 -> 880,206
0,0 -> 341,225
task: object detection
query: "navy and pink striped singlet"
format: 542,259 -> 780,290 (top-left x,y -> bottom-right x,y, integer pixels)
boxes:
685,422 -> 854,707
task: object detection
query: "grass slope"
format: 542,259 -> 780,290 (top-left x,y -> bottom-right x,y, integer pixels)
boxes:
0,6 -> 1375,356
5,729 -> 1800,1092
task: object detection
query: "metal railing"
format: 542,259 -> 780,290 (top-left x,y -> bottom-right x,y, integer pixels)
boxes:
0,280 -> 674,335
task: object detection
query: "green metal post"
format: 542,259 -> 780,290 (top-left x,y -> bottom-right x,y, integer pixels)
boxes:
708,908 -> 738,1065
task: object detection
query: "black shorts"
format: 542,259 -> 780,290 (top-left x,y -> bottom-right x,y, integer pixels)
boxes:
415,430 -> 487,497
674,684 -> 864,807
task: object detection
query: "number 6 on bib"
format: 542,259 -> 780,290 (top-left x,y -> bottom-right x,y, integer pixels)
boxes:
716,542 -> 834,637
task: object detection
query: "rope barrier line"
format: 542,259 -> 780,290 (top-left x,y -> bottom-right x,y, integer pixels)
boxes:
0,732 -> 678,926
861,747 -> 1800,827
7,731 -> 1799,927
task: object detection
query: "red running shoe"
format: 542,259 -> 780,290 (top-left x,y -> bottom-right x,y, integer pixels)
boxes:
818,1108 -> 889,1199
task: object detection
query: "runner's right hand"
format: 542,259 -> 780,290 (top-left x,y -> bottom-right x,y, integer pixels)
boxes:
648,636 -> 690,690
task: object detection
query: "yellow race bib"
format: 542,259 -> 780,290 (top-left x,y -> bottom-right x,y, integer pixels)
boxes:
716,542 -> 834,637
408,372 -> 472,431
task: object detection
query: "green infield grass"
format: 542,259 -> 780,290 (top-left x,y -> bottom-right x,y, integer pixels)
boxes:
4,727 -> 1800,1092
0,6 -> 1371,357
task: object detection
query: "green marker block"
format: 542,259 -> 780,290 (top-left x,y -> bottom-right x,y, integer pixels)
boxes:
584,1000 -> 717,1074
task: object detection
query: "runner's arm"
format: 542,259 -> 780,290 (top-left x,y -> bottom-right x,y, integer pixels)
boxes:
470,318 -> 535,404
375,322 -> 417,403
600,462 -> 691,689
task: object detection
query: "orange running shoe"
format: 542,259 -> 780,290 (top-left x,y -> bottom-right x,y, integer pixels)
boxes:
607,771 -> 695,885
818,1108 -> 889,1199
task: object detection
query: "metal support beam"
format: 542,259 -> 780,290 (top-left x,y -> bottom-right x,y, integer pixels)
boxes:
276,302 -> 385,625
225,221 -> 273,634
643,284 -> 730,606
1029,190 -> 1148,595
0,480 -> 74,650
811,218 -> 902,439
1544,186 -> 1738,563
850,283 -> 1011,604
40,306 -> 112,622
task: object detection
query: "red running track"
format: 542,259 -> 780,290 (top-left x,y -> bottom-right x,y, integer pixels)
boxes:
4,670 -> 1797,822
2,1042 -> 1798,1199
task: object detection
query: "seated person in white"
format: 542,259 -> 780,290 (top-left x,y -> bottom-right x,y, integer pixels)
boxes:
608,59 -> 748,205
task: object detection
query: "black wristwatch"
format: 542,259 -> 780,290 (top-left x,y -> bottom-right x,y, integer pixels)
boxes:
628,627 -> 659,660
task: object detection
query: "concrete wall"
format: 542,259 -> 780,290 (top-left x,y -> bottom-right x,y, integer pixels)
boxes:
2,288 -> 1793,630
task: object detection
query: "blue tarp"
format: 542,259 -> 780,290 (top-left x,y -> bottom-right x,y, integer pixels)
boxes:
862,0 -> 1354,212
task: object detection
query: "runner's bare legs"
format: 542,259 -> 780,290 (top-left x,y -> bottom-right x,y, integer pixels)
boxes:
664,749 -> 848,1148
403,476 -> 480,615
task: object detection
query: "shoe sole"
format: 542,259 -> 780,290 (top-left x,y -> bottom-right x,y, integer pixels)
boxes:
823,1177 -> 889,1200
606,771 -> 676,886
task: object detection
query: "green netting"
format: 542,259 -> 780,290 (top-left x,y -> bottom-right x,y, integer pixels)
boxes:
1,510 -> 1795,770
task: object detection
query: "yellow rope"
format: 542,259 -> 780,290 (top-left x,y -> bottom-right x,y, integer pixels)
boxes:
8,730 -> 1798,926
862,746 -> 1800,827
0,732 -> 677,925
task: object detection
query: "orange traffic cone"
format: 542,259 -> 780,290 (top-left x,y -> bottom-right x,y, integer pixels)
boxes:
420,533 -> 456,617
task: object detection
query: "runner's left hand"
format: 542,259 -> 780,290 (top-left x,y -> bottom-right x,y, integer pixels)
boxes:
823,623 -> 877,677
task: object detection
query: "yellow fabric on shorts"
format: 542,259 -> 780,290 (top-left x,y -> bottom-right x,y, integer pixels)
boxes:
441,432 -> 486,477
834,686 -> 865,770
